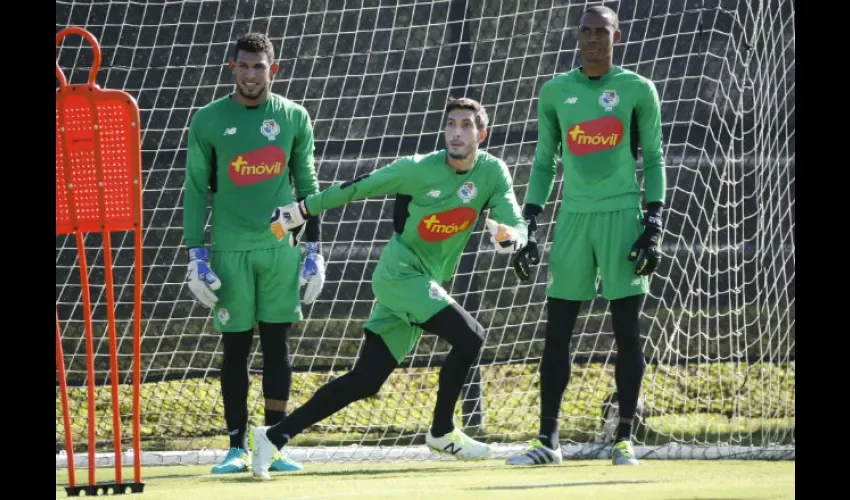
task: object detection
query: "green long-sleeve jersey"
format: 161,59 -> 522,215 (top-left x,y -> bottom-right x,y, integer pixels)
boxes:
183,93 -> 319,251
303,150 -> 527,283
526,66 -> 667,212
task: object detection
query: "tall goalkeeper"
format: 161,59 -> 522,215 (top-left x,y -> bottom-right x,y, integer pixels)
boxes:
182,33 -> 325,474
505,5 -> 667,467
250,97 -> 528,479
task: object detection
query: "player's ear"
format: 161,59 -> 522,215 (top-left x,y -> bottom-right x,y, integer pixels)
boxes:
228,58 -> 236,72
270,62 -> 280,75
613,29 -> 621,43
477,127 -> 488,144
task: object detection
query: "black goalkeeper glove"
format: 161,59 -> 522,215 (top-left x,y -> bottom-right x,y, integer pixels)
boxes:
512,204 -> 543,283
628,202 -> 664,276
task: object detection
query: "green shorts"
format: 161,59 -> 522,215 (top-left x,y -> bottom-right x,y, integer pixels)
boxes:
364,260 -> 454,364
210,245 -> 303,332
546,208 -> 649,301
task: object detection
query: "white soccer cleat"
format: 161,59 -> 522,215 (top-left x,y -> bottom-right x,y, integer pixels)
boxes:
425,427 -> 491,461
505,439 -> 563,466
251,426 -> 281,480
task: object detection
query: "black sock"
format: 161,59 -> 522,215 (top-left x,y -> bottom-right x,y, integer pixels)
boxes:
265,409 -> 286,427
538,417 -> 560,450
221,331 -> 254,450
610,295 -> 646,443
265,331 -> 397,448
616,418 -> 633,442
539,298 -> 581,450
419,304 -> 485,438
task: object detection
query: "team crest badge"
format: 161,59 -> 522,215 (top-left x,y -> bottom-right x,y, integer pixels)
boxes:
260,119 -> 280,141
457,182 -> 477,204
599,90 -> 619,112
217,308 -> 230,326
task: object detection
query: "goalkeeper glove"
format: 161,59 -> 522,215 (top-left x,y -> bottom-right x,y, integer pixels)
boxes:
300,242 -> 325,304
628,202 -> 664,276
512,204 -> 543,283
270,200 -> 309,247
186,247 -> 221,308
485,218 -> 524,254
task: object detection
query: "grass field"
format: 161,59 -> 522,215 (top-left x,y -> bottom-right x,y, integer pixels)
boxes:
55,459 -> 795,499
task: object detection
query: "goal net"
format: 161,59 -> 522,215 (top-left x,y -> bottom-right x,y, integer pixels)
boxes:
56,0 -> 795,466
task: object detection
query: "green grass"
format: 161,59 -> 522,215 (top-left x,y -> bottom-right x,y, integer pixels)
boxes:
56,361 -> 795,453
55,459 -> 795,500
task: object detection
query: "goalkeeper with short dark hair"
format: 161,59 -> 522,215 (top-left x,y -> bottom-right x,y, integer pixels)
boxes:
505,5 -> 667,467
182,32 -> 324,474
250,97 -> 528,479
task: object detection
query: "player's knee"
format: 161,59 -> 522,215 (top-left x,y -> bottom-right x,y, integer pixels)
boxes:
222,330 -> 254,367
454,321 -> 485,360
347,367 -> 387,400
610,295 -> 642,351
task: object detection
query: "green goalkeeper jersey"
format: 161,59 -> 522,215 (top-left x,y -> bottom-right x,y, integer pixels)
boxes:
303,150 -> 527,283
183,93 -> 319,251
526,66 -> 667,212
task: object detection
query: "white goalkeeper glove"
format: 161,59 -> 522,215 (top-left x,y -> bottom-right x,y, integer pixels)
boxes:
300,242 -> 326,304
485,218 -> 524,254
186,247 -> 221,308
270,200 -> 308,247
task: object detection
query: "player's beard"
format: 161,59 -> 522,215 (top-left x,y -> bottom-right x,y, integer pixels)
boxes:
237,82 -> 266,101
447,144 -> 472,160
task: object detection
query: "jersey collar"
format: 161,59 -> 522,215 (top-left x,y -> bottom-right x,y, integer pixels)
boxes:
575,65 -> 617,83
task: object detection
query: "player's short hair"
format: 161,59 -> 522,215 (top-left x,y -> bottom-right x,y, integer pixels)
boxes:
232,32 -> 275,64
583,5 -> 620,29
445,97 -> 489,131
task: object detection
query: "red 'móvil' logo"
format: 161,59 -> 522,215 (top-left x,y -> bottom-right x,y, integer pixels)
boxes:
228,145 -> 287,186
417,207 -> 478,243
566,116 -> 624,156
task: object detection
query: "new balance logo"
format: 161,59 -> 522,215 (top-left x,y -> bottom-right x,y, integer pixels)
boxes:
443,443 -> 463,455
428,190 -> 441,197
224,127 -> 237,135
564,97 -> 578,104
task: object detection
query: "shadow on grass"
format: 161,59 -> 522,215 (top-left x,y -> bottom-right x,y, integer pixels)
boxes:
196,461 -> 607,482
468,479 -> 658,491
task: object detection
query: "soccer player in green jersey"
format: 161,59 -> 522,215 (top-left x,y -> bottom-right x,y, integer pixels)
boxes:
183,33 -> 325,474
249,97 -> 528,479
506,6 -> 667,467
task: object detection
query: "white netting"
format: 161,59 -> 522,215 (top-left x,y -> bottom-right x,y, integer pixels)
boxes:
56,0 -> 794,465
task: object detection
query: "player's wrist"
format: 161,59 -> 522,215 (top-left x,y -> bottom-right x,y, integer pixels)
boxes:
644,202 -> 664,233
298,199 -> 310,218
305,241 -> 321,255
187,247 -> 209,261
522,204 -> 543,235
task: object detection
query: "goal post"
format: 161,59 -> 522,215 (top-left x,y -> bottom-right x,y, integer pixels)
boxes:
55,0 -> 794,467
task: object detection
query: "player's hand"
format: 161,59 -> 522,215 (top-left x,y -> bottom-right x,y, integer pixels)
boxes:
186,247 -> 221,308
512,204 -> 543,282
485,218 -> 522,254
300,242 -> 325,305
628,202 -> 664,276
270,201 -> 308,247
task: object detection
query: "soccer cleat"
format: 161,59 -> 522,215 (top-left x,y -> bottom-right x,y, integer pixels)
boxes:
211,447 -> 250,474
251,426 -> 282,479
269,451 -> 303,472
611,439 -> 640,465
504,439 -> 563,466
425,427 -> 491,461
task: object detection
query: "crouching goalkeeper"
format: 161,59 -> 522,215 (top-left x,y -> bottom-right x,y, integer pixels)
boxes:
251,97 -> 528,479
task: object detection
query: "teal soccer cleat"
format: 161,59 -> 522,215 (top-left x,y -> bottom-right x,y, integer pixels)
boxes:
211,447 -> 250,474
269,451 -> 303,472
